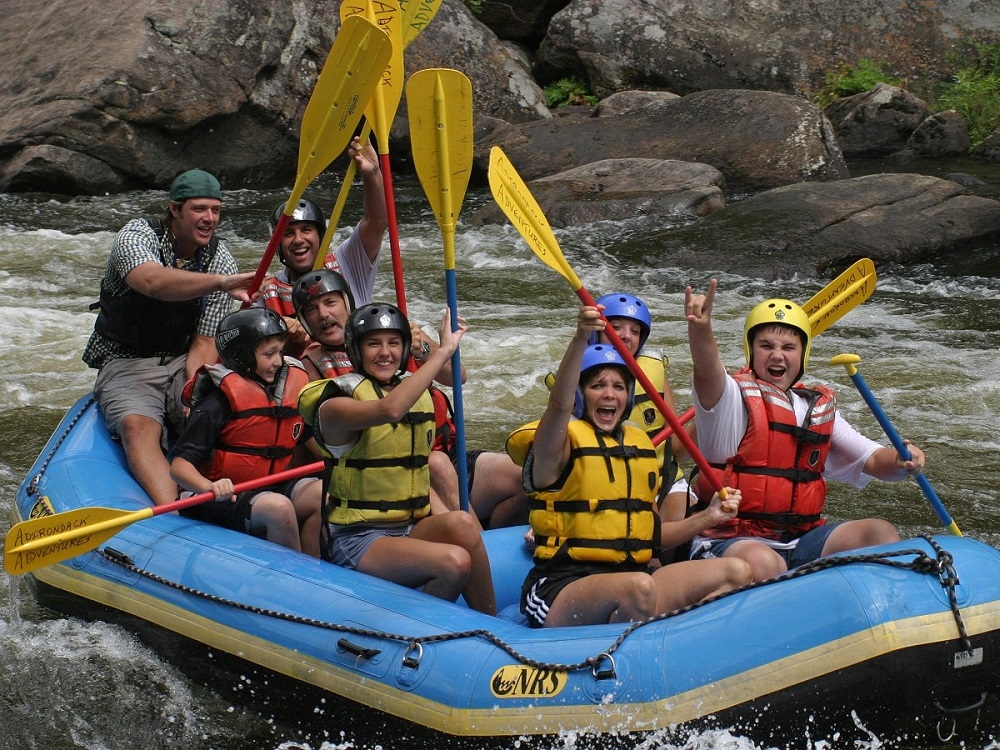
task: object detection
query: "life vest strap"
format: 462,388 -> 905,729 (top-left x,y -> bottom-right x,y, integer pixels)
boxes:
229,405 -> 300,420
526,496 -> 652,513
340,455 -> 429,470
737,510 -> 823,525
215,443 -> 295,460
769,421 -> 830,445
537,535 -> 654,554
340,495 -> 430,513
733,465 -> 822,483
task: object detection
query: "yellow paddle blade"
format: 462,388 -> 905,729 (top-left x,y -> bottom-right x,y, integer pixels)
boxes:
804,258 -> 877,336
407,69 -> 474,248
317,0 -> 441,260
487,146 -> 583,290
342,1 -> 404,155
296,15 -> 392,191
399,0 -> 443,46
4,505 -> 154,575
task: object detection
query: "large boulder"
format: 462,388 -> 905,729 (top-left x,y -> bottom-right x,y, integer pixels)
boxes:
475,89 -> 848,194
641,174 -> 1000,276
469,157 -> 726,227
824,84 -> 932,158
537,0 -> 1000,98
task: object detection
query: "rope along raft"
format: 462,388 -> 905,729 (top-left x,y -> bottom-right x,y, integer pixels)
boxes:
96,533 -> 972,678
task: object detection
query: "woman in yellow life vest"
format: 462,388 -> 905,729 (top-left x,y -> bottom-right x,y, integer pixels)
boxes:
297,303 -> 496,615
520,305 -> 751,628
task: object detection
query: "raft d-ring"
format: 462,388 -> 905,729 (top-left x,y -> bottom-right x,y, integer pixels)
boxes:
402,642 -> 423,670
591,652 -> 617,681
936,716 -> 957,743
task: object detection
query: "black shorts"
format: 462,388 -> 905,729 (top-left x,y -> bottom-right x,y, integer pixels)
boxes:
520,559 -> 646,628
178,476 -> 306,535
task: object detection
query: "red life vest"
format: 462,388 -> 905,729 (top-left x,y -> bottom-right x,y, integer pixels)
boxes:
696,371 -> 835,541
260,252 -> 341,318
303,342 -> 354,378
429,386 -> 456,454
191,361 -> 310,486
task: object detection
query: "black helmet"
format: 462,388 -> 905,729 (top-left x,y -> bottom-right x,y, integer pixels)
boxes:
344,303 -> 411,380
270,198 -> 327,265
291,269 -> 356,338
215,308 -> 288,376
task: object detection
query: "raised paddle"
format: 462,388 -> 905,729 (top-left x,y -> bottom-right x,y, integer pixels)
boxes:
803,258 -> 877,336
487,146 -> 727,497
316,0 -> 444,265
407,68 -> 475,512
245,15 -> 392,300
830,353 -> 963,536
4,461 -> 325,575
333,1 -> 410,311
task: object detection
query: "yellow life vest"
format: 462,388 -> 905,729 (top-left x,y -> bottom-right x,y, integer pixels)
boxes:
527,419 -> 660,565
298,374 -> 435,525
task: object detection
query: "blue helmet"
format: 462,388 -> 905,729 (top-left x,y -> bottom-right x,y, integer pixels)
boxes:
591,293 -> 652,352
575,344 -> 636,421
344,303 -> 412,381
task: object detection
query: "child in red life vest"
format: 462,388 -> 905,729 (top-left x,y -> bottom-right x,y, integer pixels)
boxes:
170,308 -> 322,556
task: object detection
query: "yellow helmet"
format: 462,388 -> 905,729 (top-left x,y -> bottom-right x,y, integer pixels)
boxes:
743,298 -> 812,375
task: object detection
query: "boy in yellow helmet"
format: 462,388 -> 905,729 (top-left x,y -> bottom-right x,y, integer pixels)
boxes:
684,279 -> 924,581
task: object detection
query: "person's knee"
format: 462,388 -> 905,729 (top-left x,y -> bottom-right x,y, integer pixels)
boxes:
614,573 -> 658,619
253,494 -> 296,525
725,558 -> 754,585
435,545 -> 472,581
729,542 -> 785,580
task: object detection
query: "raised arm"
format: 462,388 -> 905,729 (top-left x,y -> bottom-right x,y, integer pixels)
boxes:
685,279 -> 728,410
531,306 -> 604,489
353,136 -> 387,262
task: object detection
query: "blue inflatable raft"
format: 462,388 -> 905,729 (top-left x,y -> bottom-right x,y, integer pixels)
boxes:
8,395 -> 1000,743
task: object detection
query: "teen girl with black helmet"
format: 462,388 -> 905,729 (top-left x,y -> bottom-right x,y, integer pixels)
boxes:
297,304 -> 496,615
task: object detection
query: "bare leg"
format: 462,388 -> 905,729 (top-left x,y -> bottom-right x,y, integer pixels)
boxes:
291,479 -> 323,558
411,511 -> 496,615
249,493 -> 302,552
429,450 -> 460,511
723,539 -> 787,581
822,519 -> 899,555
119,414 -> 177,506
468,452 -> 528,529
652,558 -> 752,612
358,531 -> 471,602
544,572 -> 658,627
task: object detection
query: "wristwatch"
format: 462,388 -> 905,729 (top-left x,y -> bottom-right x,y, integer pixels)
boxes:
415,340 -> 431,361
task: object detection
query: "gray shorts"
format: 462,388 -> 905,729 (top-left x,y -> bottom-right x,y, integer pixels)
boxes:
94,355 -> 188,445
325,522 -> 414,569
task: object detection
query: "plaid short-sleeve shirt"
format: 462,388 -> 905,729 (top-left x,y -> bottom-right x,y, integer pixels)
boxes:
83,218 -> 239,369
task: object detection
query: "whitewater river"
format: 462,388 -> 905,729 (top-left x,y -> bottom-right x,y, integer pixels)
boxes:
1,160 -> 999,750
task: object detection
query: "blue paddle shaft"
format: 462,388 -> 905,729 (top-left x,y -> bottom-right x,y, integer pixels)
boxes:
846,370 -> 957,530
445,268 -> 470,513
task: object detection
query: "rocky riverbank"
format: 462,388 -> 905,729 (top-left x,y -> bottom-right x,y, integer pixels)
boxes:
2,0 -> 999,273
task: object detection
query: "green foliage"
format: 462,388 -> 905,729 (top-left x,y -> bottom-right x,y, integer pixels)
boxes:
935,42 -> 1000,145
815,58 -> 901,108
544,76 -> 599,108
461,0 -> 483,14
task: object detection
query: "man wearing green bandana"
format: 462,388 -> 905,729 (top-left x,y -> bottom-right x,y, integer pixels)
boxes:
84,169 -> 257,506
